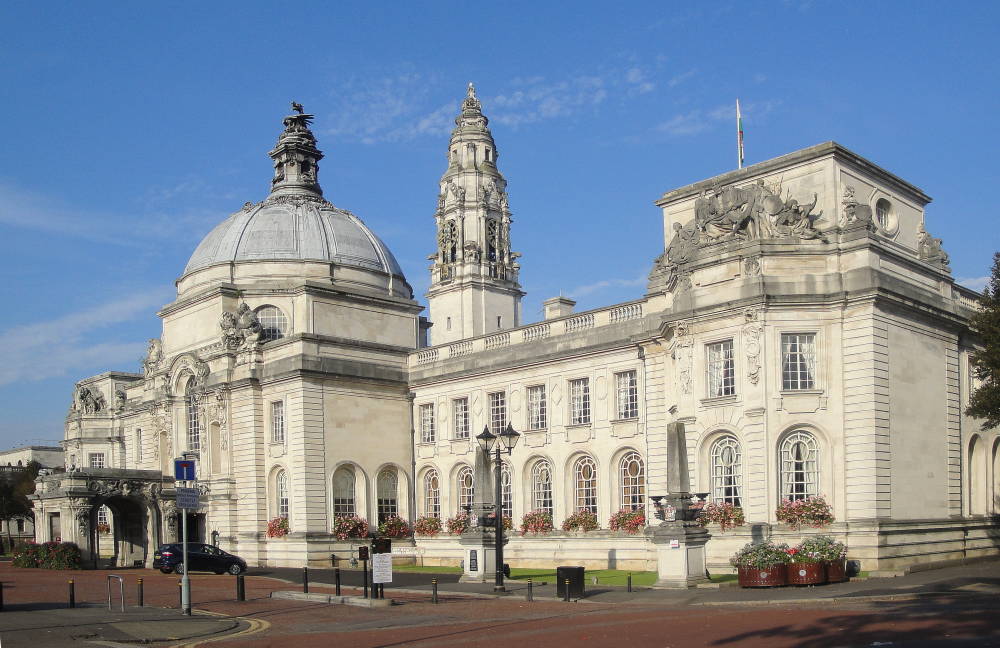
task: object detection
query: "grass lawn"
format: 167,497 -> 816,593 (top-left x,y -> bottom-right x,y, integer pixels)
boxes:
392,564 -> 463,574
507,568 -> 658,587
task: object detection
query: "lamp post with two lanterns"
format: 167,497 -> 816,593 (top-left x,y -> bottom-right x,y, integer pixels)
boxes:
476,422 -> 519,592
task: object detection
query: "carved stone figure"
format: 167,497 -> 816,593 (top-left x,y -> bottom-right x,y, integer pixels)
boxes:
671,322 -> 694,395
220,311 -> 240,348
76,386 -> 105,414
114,388 -> 127,412
743,308 -> 763,385
75,507 -> 90,537
917,221 -> 950,268
463,241 -> 481,263
840,186 -> 875,230
743,255 -> 762,276
446,180 -> 466,205
143,339 -> 162,376
236,303 -> 262,346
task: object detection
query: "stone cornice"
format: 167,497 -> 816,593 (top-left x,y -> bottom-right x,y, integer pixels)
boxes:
656,141 -> 931,207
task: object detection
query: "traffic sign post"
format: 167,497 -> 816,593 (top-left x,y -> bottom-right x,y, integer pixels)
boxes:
174,457 -> 198,616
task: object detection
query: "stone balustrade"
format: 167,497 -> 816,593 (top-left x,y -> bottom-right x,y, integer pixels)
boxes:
410,299 -> 646,368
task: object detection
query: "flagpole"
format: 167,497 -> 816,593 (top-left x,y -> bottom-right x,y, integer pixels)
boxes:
736,99 -> 744,170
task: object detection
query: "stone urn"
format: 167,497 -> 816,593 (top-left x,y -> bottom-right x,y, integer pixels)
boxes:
787,561 -> 827,585
737,564 -> 787,587
825,559 -> 848,583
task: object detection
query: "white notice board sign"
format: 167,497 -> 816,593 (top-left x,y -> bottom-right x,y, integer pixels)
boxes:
176,487 -> 200,510
372,552 -> 393,584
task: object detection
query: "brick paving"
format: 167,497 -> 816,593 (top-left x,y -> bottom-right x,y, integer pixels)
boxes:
0,562 -> 998,647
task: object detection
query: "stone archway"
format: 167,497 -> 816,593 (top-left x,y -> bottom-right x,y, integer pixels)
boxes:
93,494 -> 149,568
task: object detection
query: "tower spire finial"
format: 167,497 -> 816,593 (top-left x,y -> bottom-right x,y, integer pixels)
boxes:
268,103 -> 324,196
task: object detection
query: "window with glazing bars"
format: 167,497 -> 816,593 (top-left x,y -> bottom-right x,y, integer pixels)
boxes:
452,398 -> 469,439
531,460 -> 553,515
332,466 -> 355,518
781,333 -> 816,390
707,340 -> 736,397
276,471 -> 289,518
271,401 -> 285,443
574,456 -> 598,514
89,452 -> 105,468
710,435 -> 742,506
419,403 -> 435,443
186,380 -> 200,452
424,470 -> 441,518
615,371 -> 639,419
620,452 -> 645,509
780,431 -> 819,500
501,463 -> 512,519
527,385 -> 547,429
377,469 -> 398,523
488,391 -> 506,433
457,466 -> 474,512
569,378 -> 591,425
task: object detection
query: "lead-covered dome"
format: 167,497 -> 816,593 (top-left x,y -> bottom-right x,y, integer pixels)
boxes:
184,195 -> 405,279
179,105 -> 410,297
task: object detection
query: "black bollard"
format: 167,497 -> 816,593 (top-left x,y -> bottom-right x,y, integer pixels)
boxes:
303,566 -> 309,594
137,578 -> 144,607
526,578 -> 533,602
334,568 -> 341,596
431,578 -> 438,604
379,584 -> 385,600
236,573 -> 245,602
627,572 -> 632,593
362,560 -> 369,599
68,579 -> 75,608
564,578 -> 570,602
0,581 -> 4,612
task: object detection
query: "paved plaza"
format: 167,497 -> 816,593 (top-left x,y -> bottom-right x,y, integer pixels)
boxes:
0,560 -> 998,647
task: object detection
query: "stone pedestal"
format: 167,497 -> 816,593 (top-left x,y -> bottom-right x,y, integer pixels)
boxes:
648,521 -> 711,588
458,528 -> 499,583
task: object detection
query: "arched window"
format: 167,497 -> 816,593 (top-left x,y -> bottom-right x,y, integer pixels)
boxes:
620,452 -> 645,510
531,460 -> 553,515
276,470 -> 289,519
574,456 -> 598,514
332,466 -> 356,518
779,431 -> 819,501
457,465 -> 474,513
875,198 -> 891,230
185,377 -> 200,452
377,468 -> 398,523
710,435 -> 743,506
501,463 -> 513,520
255,306 -> 287,343
424,469 -> 441,518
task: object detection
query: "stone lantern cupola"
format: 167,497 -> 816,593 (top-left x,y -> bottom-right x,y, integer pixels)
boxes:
269,102 -> 324,197
426,84 -> 525,345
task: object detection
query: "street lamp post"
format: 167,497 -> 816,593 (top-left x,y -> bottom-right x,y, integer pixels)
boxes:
476,422 -> 519,593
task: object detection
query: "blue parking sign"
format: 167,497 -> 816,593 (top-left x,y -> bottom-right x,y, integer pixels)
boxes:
174,459 -> 196,481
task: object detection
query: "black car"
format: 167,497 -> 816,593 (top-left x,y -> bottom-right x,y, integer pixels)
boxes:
153,543 -> 246,575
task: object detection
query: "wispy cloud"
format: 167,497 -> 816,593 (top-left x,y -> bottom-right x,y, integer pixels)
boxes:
0,289 -> 173,387
667,69 -> 697,88
325,64 -> 663,143
0,182 -> 225,246
958,276 -> 989,292
655,100 -> 782,137
567,274 -> 647,299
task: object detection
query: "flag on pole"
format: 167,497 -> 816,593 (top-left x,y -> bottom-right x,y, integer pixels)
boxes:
737,99 -> 744,169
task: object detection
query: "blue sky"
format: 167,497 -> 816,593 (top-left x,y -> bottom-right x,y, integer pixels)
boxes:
1,1 -> 998,448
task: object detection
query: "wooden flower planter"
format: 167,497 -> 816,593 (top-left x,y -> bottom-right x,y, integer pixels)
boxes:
787,562 -> 827,585
737,564 -> 788,587
825,559 -> 848,583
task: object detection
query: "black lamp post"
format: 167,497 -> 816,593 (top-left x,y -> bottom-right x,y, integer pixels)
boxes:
476,422 -> 519,592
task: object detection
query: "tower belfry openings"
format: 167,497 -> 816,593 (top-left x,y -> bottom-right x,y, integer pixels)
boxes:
426,84 -> 525,345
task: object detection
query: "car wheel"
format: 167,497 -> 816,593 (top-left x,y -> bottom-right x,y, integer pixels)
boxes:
159,567 -> 172,574
227,563 -> 243,575
174,563 -> 185,575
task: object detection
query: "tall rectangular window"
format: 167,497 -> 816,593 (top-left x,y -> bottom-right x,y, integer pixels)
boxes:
781,333 -> 817,391
569,378 -> 591,425
271,401 -> 285,444
615,371 -> 639,419
488,391 -> 507,433
527,385 -> 547,430
135,429 -> 142,464
452,398 -> 469,440
707,340 -> 736,397
89,452 -> 105,469
419,403 -> 436,443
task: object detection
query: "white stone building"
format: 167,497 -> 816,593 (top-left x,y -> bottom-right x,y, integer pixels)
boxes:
32,87 -> 999,575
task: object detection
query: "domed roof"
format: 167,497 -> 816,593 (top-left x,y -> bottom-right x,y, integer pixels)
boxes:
182,105 -> 407,287
183,194 -> 406,279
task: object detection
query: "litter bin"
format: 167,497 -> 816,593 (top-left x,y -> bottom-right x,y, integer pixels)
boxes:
556,566 -> 585,599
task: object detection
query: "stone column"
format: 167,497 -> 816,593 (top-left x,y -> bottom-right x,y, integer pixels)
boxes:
649,421 -> 710,588
459,447 -> 500,583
